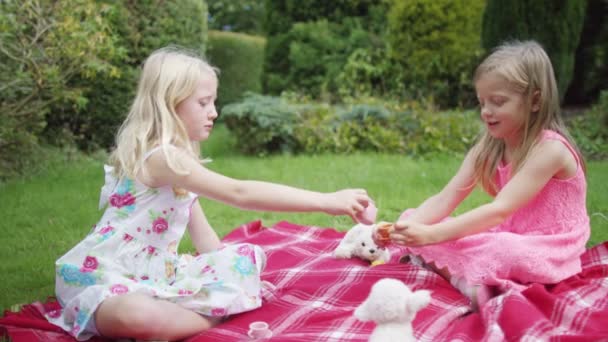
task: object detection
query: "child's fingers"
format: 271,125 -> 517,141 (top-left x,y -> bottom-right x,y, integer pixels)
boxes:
356,193 -> 371,207
353,202 -> 365,213
394,220 -> 409,231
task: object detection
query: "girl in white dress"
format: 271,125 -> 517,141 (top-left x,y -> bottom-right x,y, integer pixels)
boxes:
46,47 -> 372,341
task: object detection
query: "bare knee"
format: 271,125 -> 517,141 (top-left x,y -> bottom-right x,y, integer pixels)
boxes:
95,293 -> 167,339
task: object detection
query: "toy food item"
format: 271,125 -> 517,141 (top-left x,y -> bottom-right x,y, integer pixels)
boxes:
374,222 -> 393,247
356,202 -> 377,225
370,259 -> 386,267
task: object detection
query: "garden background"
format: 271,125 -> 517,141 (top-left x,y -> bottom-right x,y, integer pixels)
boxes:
1,0 -> 606,315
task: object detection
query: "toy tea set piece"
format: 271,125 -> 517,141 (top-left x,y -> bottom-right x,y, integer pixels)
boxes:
248,321 -> 272,339
373,221 -> 393,247
356,201 -> 378,225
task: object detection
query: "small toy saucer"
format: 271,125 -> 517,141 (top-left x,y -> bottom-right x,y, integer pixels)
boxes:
248,329 -> 273,339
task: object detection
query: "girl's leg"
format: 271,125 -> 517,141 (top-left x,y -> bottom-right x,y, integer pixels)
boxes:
400,255 -> 451,280
403,256 -> 492,311
95,293 -> 220,341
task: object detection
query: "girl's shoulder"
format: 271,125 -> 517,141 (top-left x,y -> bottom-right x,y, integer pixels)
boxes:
141,145 -> 199,187
534,130 -> 580,179
537,130 -> 577,158
539,129 -> 564,141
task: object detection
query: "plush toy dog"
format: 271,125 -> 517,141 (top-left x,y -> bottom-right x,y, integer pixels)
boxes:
354,278 -> 431,342
334,224 -> 391,266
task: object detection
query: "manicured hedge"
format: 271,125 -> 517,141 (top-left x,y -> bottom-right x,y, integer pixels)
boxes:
207,31 -> 266,110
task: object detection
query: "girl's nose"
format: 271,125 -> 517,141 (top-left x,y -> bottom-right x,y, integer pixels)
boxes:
480,105 -> 492,118
209,103 -> 218,120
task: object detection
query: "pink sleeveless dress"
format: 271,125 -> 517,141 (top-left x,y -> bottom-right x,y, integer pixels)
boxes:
401,130 -> 590,290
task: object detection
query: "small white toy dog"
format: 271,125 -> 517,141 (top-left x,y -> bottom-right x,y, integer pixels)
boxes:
355,278 -> 431,342
334,224 -> 391,266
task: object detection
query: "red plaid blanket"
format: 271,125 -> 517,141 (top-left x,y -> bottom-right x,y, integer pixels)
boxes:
2,221 -> 608,341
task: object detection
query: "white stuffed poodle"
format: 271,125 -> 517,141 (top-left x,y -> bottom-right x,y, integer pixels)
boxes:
355,278 -> 431,342
334,224 -> 391,266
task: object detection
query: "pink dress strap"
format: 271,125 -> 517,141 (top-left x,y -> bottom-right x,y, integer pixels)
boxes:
540,130 -> 581,170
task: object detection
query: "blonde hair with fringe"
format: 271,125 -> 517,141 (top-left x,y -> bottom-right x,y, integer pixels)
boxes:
471,40 -> 585,196
109,46 -> 218,180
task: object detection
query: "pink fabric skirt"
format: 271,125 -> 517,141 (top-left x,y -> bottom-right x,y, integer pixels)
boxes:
399,209 -> 590,290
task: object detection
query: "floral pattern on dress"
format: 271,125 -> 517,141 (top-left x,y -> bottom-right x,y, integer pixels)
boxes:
58,264 -> 100,287
112,178 -> 136,218
96,224 -> 115,242
48,159 -> 266,341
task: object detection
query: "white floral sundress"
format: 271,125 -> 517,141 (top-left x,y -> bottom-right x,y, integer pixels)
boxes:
46,159 -> 266,340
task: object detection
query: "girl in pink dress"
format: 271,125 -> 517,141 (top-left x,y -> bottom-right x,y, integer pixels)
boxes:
47,47 -> 372,341
381,40 -> 590,310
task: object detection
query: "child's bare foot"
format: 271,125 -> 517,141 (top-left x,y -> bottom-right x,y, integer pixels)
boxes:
470,284 -> 493,311
398,254 -> 425,268
451,277 -> 493,311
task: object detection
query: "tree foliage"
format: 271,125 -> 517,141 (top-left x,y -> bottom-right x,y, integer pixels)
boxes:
481,0 -> 587,102
0,0 -> 126,177
208,0 -> 265,34
0,0 -> 208,178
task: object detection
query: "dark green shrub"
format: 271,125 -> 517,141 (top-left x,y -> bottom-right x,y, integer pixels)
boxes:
223,95 -> 482,157
221,93 -> 302,154
208,0 -> 265,34
207,31 -> 266,110
263,0 -> 384,95
400,110 -> 481,156
386,0 -> 485,108
125,0 -> 209,62
284,19 -> 373,100
568,90 -> 608,160
43,0 -> 209,152
0,0 -> 126,178
565,0 -> 608,105
336,46 -> 402,99
338,104 -> 391,123
482,0 -> 587,102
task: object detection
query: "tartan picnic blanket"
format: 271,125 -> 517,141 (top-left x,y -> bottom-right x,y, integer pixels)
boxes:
2,220 -> 608,341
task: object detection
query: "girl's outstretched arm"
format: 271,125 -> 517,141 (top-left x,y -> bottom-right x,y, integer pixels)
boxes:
405,148 -> 478,224
393,139 -> 576,246
142,147 -> 371,221
188,201 -> 222,253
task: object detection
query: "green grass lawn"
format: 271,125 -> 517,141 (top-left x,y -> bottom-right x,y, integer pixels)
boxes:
1,124 -> 607,314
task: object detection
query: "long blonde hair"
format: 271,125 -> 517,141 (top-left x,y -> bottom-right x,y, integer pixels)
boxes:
109,46 -> 218,179
471,40 -> 585,195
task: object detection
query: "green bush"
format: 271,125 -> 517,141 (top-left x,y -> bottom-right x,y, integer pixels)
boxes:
263,0 -> 384,95
386,0 -> 485,108
482,0 -> 587,102
0,0 -> 126,178
565,0 -> 608,105
222,94 -> 482,157
207,31 -> 266,110
0,0 -> 209,178
284,19 -> 374,101
126,0 -> 209,62
568,90 -> 608,160
221,93 -> 302,154
208,0 -> 265,35
44,0 -> 209,151
336,46 -> 402,100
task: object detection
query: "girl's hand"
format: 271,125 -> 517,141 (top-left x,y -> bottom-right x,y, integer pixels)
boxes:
323,189 -> 371,221
390,220 -> 438,246
372,222 -> 393,247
